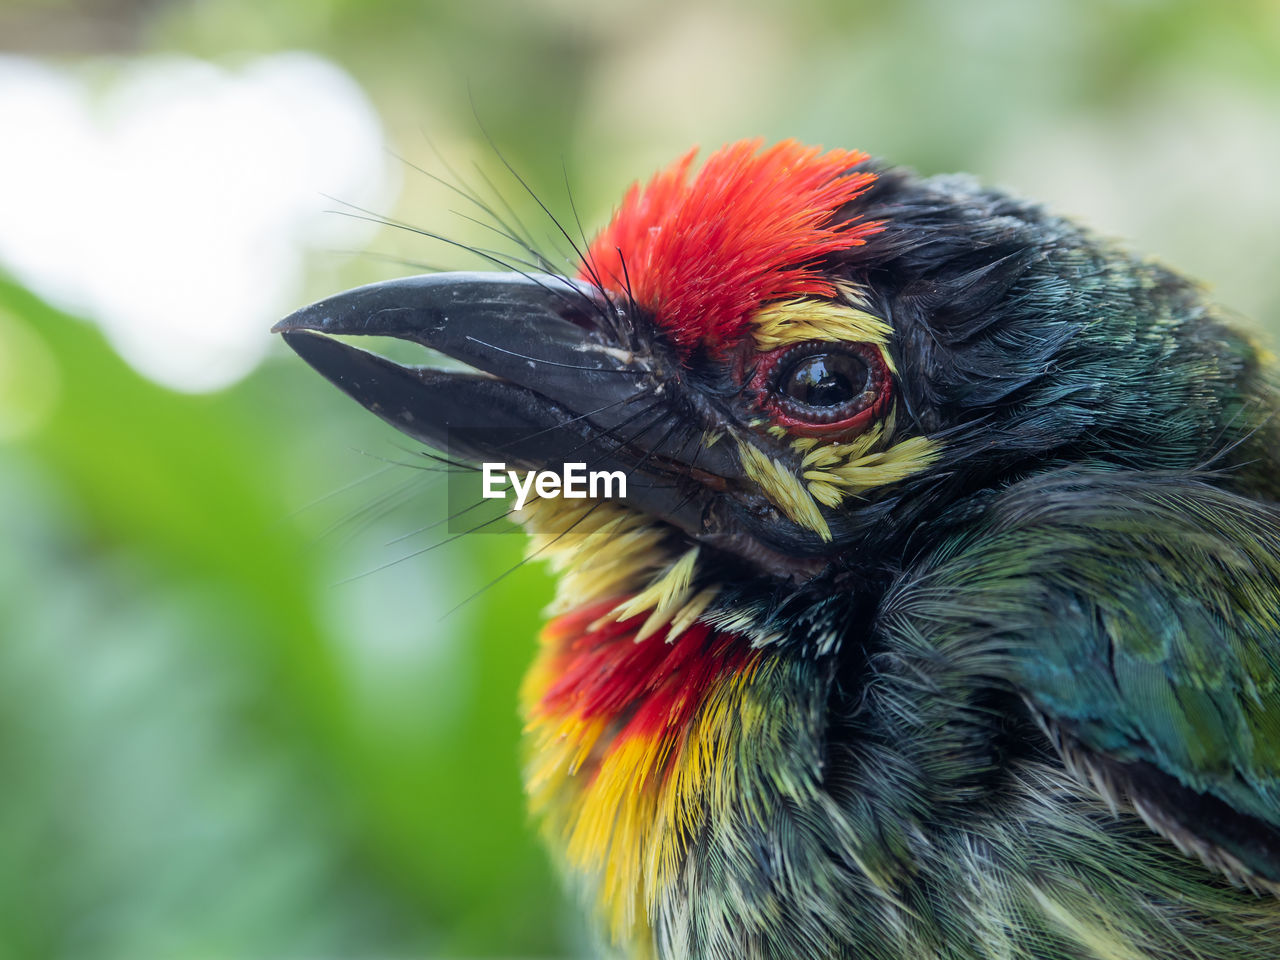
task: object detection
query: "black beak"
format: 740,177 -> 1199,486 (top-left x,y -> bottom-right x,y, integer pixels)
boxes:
273,272 -> 729,538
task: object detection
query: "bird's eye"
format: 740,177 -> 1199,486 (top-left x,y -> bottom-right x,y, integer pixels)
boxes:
750,341 -> 891,437
779,353 -> 871,409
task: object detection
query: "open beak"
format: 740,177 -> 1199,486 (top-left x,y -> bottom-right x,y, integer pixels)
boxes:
273,271 -> 729,538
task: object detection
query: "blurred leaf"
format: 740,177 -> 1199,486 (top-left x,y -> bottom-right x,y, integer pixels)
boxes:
0,277 -> 581,957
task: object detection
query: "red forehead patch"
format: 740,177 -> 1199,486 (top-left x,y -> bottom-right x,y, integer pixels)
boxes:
580,139 -> 880,356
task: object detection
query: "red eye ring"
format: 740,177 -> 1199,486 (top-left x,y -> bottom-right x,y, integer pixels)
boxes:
748,341 -> 892,438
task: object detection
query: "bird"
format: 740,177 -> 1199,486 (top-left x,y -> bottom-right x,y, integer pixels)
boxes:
275,139 -> 1280,960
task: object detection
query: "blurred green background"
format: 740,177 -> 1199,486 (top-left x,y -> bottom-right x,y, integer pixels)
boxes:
1,1 -> 1278,957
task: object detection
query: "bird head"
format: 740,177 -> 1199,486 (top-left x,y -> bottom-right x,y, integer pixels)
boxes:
275,139 -> 1268,949
278,138 -> 1250,613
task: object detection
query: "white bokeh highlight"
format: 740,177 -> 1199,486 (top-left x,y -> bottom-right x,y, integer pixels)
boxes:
0,53 -> 393,392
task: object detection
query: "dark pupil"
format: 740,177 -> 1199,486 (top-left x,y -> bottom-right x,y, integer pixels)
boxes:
782,353 -> 867,407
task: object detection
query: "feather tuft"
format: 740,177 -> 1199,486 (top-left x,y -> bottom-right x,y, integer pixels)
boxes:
581,139 -> 881,356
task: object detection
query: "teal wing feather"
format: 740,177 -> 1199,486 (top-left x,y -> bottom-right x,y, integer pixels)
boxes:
885,467 -> 1280,888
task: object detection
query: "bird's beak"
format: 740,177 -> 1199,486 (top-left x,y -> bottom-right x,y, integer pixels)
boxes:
273,272 -> 727,538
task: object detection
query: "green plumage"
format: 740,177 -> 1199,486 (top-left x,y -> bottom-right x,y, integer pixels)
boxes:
666,470 -> 1280,958
645,171 -> 1280,958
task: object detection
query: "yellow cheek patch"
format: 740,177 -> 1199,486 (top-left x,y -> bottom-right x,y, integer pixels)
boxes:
795,407 -> 944,508
737,440 -> 833,540
751,298 -> 896,372
804,434 -> 942,508
736,409 -> 944,537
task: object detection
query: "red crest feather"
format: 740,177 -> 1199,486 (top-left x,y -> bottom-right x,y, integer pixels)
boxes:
580,139 -> 880,355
